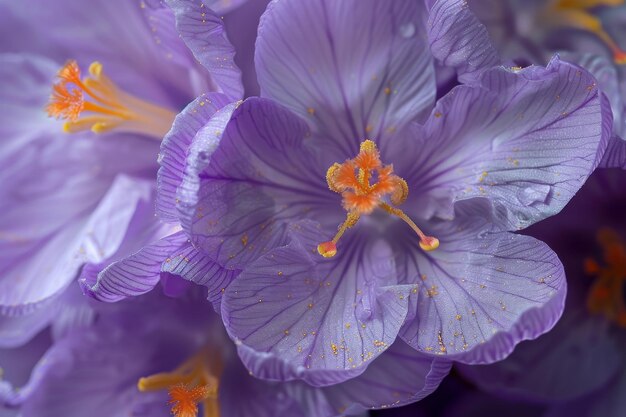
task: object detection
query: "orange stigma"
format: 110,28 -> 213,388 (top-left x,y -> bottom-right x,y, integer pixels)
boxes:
548,0 -> 626,64
318,140 -> 439,257
584,228 -> 626,327
138,349 -> 222,417
46,60 -> 177,137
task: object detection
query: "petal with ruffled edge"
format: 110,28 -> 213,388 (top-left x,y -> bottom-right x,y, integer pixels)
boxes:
223,221 -> 411,387
388,57 -> 610,229
458,313 -> 623,403
0,173 -> 154,314
428,0 -> 500,84
156,93 -> 231,222
165,0 -> 244,100
255,0 -> 435,157
180,97 -> 335,270
314,342 -> 451,415
392,200 -> 566,364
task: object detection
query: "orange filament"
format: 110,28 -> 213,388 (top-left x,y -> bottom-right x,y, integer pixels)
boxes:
138,349 -> 222,417
318,140 -> 438,257
584,228 -> 626,327
547,0 -> 626,64
46,60 -> 177,137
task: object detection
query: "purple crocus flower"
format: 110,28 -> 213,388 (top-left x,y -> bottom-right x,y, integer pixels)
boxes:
0,0 -> 251,346
86,0 -> 612,397
458,168 -> 626,416
2,283 -> 448,417
436,0 -> 626,163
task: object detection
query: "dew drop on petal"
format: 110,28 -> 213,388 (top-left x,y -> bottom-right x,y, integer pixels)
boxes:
517,184 -> 551,206
398,22 -> 415,38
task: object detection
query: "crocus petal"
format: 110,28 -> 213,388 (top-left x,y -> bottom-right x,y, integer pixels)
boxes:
458,313 -> 622,403
157,93 -> 231,222
561,53 -> 624,140
165,0 -> 244,100
428,0 -> 500,84
81,231 -> 187,302
160,241 -> 239,310
314,342 -> 451,414
394,201 -> 566,364
181,97 -> 335,270
396,57 -> 610,230
601,136 -> 626,168
0,174 -> 153,313
255,0 -> 435,156
223,222 -> 410,387
219,356 -> 304,417
0,330 -> 51,407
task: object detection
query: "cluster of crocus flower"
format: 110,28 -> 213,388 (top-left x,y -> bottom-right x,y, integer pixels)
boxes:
0,0 -> 624,416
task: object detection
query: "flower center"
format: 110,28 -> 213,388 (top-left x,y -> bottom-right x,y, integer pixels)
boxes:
137,348 -> 222,417
46,60 -> 177,138
584,228 -> 626,327
544,0 -> 626,64
317,140 -> 439,258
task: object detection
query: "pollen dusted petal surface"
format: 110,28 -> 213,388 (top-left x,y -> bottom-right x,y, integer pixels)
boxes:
391,202 -> 567,364
390,58 -> 611,230
181,98 -> 336,271
255,0 -> 435,156
312,342 -> 451,414
222,222 -> 410,387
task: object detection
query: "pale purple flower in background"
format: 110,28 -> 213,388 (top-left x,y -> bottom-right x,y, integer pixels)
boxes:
0,0 -> 255,346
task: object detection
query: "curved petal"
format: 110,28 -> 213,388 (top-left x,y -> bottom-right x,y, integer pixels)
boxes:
0,330 -> 51,407
314,343 -> 451,414
223,222 -> 410,387
81,231 -> 186,302
396,57 -> 610,230
0,174 -> 154,313
181,97 -> 334,270
219,357 -> 304,417
157,93 -> 231,222
561,53 -> 624,140
393,202 -> 567,364
255,0 -> 435,156
165,0 -> 244,100
458,313 -> 623,403
160,241 -> 239,310
428,0 -> 500,84
601,136 -> 626,168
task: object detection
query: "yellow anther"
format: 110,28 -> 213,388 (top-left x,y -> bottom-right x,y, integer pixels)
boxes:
317,241 -> 337,258
390,177 -> 409,206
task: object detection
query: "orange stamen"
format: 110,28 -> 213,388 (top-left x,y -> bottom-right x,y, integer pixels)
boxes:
46,60 -> 177,138
168,384 -> 210,417
584,228 -> 626,327
138,349 -> 222,417
319,140 -> 438,257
